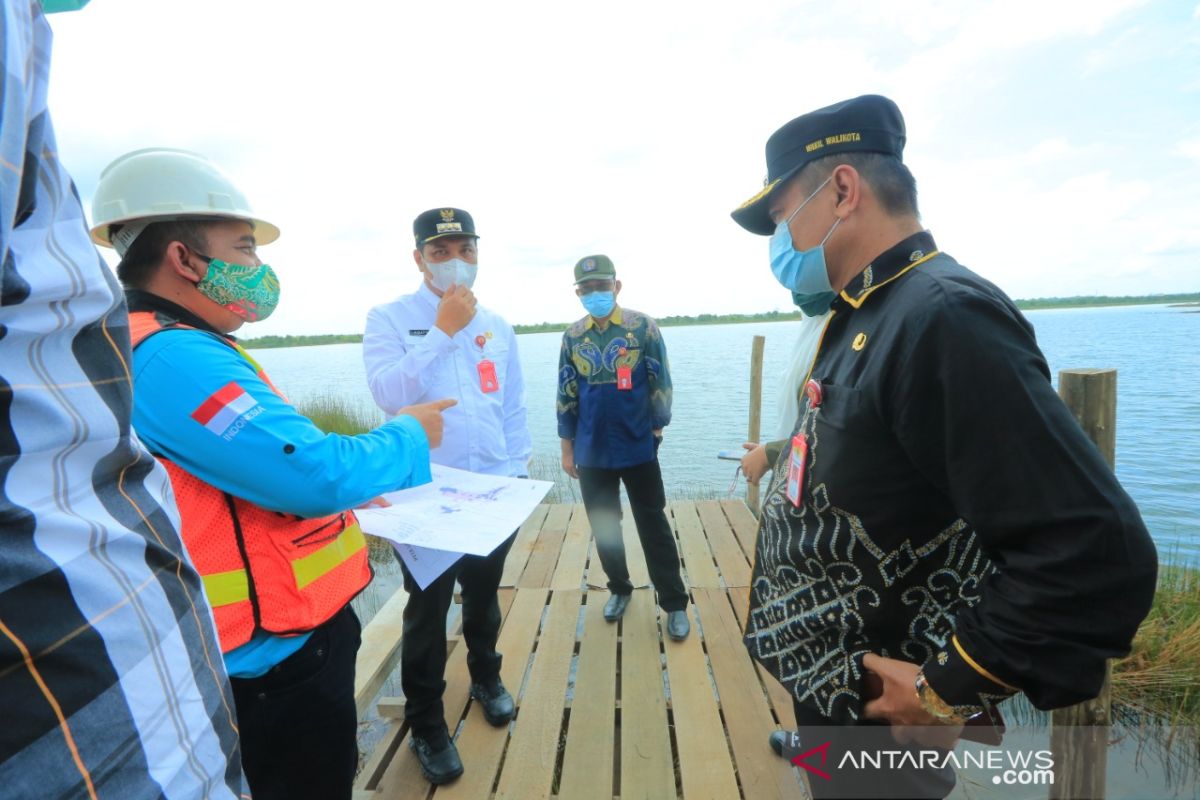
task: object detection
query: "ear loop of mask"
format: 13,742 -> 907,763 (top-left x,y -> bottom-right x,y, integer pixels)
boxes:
782,176 -> 833,227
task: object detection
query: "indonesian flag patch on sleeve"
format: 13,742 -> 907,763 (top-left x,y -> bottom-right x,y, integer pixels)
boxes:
191,381 -> 263,439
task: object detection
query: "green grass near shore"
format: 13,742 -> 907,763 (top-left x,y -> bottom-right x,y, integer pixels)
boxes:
1112,559 -> 1200,724
299,393 -> 384,435
243,292 -> 1200,349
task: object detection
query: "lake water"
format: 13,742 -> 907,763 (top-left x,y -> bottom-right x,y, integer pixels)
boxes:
251,304 -> 1199,561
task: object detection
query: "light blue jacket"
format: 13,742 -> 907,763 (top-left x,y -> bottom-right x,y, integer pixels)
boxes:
131,313 -> 431,675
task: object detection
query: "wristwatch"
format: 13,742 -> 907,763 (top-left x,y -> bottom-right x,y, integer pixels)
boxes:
915,671 -> 985,725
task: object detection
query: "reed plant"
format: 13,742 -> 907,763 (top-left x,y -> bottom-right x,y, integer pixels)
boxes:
295,393 -> 384,437
529,453 -> 577,503
1112,554 -> 1200,725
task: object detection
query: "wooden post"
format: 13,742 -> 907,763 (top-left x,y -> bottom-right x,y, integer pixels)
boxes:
1049,368 -> 1117,800
747,336 -> 765,513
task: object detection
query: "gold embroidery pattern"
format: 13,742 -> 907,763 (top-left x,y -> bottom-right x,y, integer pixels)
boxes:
744,415 -> 993,722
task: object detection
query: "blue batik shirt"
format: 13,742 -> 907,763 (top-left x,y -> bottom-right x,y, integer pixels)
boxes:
556,306 -> 672,469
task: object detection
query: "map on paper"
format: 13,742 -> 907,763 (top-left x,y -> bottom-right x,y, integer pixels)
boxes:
356,464 -> 552,560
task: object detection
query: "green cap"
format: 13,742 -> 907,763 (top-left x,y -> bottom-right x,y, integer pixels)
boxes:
574,254 -> 616,284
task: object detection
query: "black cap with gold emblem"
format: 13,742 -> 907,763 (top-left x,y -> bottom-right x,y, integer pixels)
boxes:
413,207 -> 479,247
731,95 -> 906,236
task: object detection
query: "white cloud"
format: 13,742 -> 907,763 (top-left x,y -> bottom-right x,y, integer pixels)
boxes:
1178,138 -> 1200,163
47,0 -> 1199,336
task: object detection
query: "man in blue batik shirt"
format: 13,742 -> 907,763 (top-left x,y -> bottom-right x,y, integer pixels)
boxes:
557,255 -> 690,641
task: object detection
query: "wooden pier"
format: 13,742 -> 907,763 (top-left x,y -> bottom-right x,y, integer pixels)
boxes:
352,499 -> 809,800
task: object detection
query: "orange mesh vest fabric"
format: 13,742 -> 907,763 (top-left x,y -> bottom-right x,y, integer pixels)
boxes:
130,311 -> 371,651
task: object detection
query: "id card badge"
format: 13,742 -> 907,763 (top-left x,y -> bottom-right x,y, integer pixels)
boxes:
785,433 -> 808,507
616,365 -> 632,391
477,359 -> 499,393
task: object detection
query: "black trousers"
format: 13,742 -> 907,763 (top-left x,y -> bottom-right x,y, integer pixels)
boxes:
399,533 -> 515,735
791,701 -> 955,799
231,606 -> 361,800
577,459 -> 688,612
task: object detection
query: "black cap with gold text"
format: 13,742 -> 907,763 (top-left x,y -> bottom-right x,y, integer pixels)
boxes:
731,95 -> 906,235
413,207 -> 479,247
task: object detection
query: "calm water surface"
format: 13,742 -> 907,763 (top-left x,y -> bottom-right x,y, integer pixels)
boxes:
252,304 -> 1199,560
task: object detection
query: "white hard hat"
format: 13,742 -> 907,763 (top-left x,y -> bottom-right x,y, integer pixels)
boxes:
89,148 -> 280,256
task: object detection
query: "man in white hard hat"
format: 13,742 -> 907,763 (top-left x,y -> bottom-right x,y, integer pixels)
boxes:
89,148 -> 455,800
2,4 -> 243,798
362,207 -> 532,785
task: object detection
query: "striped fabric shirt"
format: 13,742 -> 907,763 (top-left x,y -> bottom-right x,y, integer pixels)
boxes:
1,4 -> 244,798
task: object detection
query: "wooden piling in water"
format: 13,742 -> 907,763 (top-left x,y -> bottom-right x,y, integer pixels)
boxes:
747,335 -> 765,513
1049,368 -> 1117,800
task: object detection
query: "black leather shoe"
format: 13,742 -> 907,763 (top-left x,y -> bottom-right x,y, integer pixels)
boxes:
410,727 -> 463,785
666,609 -> 690,641
470,676 -> 515,726
603,593 -> 631,622
768,729 -> 804,761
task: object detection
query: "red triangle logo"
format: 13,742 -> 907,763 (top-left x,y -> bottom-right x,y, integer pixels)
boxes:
790,740 -> 832,781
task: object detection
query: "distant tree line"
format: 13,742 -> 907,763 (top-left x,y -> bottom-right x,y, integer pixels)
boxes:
241,293 -> 1200,349
242,333 -> 363,349
510,309 -> 807,335
1013,292 -> 1200,310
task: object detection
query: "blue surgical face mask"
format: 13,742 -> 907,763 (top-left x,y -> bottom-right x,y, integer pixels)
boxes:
581,291 -> 615,319
769,177 -> 840,316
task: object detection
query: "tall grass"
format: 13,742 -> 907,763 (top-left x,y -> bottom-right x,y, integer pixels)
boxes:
528,452 -> 577,503
296,393 -> 385,436
1113,557 -> 1200,724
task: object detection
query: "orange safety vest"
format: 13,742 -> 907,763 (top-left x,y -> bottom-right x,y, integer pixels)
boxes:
130,311 -> 371,652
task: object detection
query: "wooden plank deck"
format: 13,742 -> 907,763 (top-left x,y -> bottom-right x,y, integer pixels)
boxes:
355,500 -> 808,800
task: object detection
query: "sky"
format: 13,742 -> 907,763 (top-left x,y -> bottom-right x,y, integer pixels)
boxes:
45,0 -> 1200,337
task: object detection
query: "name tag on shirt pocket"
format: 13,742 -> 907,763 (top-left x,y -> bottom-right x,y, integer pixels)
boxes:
785,434 -> 808,507
474,344 -> 507,392
477,359 -> 499,393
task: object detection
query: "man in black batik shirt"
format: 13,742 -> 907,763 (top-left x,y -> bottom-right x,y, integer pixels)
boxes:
729,94 -> 1157,799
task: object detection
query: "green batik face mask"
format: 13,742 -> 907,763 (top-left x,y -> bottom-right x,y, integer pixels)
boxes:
42,0 -> 93,12
194,254 -> 281,322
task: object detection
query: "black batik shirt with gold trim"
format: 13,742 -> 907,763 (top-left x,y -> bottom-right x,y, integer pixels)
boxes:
743,231 -> 1157,723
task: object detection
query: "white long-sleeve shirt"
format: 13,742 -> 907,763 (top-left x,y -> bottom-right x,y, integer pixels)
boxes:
364,282 -> 532,477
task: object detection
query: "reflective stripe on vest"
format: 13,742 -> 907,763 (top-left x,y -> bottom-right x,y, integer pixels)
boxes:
129,310 -> 371,651
292,519 -> 367,590
202,568 -> 250,608
202,520 -> 367,606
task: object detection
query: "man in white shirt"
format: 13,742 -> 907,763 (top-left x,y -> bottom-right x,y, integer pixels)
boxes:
363,207 -> 532,785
